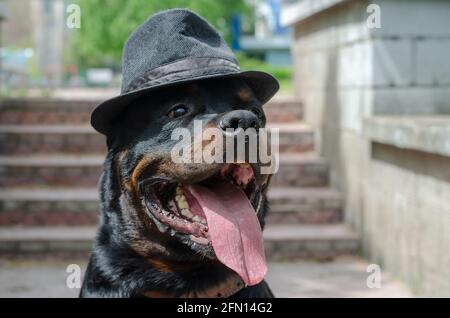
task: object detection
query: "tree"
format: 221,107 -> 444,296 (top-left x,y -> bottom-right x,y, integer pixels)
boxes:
70,0 -> 252,68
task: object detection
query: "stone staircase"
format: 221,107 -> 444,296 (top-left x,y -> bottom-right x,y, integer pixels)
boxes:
0,97 -> 359,260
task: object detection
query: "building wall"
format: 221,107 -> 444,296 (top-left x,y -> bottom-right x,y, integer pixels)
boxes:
1,0 -> 68,88
291,0 -> 372,232
31,0 -> 66,88
365,143 -> 450,296
290,0 -> 450,295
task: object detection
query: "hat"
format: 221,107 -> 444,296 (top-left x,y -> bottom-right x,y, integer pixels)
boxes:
91,9 -> 279,134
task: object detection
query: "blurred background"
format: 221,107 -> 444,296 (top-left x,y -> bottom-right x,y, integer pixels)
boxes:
0,0 -> 449,298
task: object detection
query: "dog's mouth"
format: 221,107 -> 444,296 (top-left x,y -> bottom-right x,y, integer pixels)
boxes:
139,163 -> 267,286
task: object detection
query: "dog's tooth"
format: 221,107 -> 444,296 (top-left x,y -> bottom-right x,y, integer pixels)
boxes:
176,186 -> 183,195
181,208 -> 193,219
175,191 -> 191,210
175,194 -> 185,202
177,200 -> 188,210
239,163 -> 250,168
200,218 -> 207,225
192,216 -> 201,222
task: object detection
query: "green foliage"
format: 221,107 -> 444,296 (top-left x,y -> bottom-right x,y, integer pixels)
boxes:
70,0 -> 251,67
236,53 -> 293,88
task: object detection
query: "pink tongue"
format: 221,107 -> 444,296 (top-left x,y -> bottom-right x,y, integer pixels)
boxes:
185,180 -> 267,286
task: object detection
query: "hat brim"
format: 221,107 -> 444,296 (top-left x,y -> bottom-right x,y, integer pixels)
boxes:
91,70 -> 279,135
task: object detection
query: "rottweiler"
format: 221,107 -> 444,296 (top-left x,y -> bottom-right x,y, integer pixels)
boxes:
80,78 -> 275,298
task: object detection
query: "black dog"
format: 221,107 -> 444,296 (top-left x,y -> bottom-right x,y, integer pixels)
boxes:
80,78 -> 275,298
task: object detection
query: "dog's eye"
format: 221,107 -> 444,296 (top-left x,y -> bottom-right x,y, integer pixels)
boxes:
167,104 -> 188,118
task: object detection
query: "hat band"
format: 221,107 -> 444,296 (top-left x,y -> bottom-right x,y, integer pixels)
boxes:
124,57 -> 240,94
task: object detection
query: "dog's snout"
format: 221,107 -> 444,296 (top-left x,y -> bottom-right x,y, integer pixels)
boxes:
219,110 -> 260,132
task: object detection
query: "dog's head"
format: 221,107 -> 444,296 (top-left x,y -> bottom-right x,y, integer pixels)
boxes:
102,78 -> 274,287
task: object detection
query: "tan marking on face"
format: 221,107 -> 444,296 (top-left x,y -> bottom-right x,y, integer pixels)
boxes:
130,155 -> 158,192
200,120 -> 222,150
238,88 -> 252,102
116,150 -> 133,192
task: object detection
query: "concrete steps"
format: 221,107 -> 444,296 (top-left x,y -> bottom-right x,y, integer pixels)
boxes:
271,153 -> 329,187
0,98 -> 304,124
0,99 -> 94,125
0,122 -> 314,155
0,188 -> 99,226
0,186 -> 341,226
0,224 -> 359,260
0,153 -> 329,188
267,187 -> 342,224
0,155 -> 102,188
264,224 -> 359,260
0,125 -> 107,155
0,96 -> 359,260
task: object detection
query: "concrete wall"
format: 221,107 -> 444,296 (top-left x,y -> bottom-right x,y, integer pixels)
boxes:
31,0 -> 66,87
365,143 -> 450,296
288,0 -> 450,296
291,0 -> 373,234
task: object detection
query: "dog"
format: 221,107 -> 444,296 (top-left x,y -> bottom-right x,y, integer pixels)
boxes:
80,8 -> 279,298
80,78 -> 275,298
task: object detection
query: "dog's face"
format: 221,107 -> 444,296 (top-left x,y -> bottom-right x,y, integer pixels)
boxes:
105,78 -> 272,281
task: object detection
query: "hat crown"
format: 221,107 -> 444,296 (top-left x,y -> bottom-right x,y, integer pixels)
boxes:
121,9 -> 238,93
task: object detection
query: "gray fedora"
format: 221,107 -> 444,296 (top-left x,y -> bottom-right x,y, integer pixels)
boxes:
91,9 -> 279,135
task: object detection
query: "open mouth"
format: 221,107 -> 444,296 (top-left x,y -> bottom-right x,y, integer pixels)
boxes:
139,163 -> 258,243
139,163 -> 267,286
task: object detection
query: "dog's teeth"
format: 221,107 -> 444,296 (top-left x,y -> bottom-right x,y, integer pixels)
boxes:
181,208 -> 193,219
175,193 -> 189,209
192,216 -> 201,222
177,200 -> 188,210
200,219 -> 207,225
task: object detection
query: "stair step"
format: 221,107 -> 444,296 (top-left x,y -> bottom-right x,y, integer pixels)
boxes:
271,153 -> 329,187
0,188 -> 99,226
267,122 -> 314,153
0,121 -> 313,155
0,153 -> 329,188
267,187 -> 342,224
0,224 -> 359,260
0,186 -> 340,226
0,99 -> 94,125
0,155 -> 102,187
0,97 -> 303,125
264,97 -> 304,122
0,125 -> 107,155
264,224 -> 359,260
0,226 -> 95,254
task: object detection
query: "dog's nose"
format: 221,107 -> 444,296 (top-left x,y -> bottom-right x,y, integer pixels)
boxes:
219,110 -> 261,132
